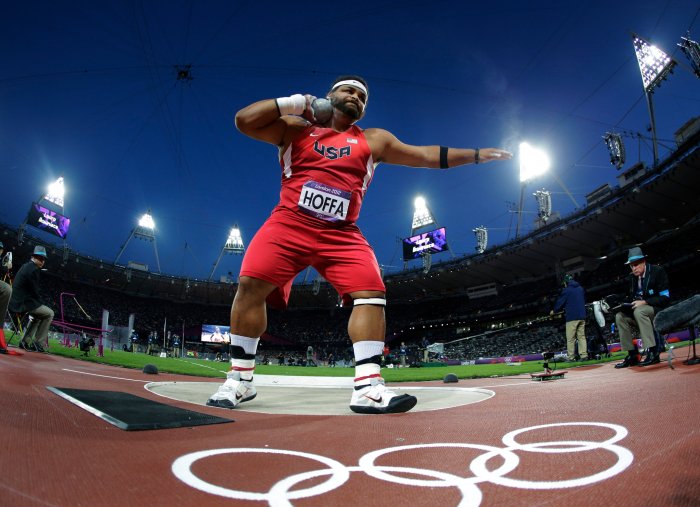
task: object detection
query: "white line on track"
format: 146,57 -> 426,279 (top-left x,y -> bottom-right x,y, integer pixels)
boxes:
62,368 -> 149,383
476,380 -> 556,388
172,358 -> 226,375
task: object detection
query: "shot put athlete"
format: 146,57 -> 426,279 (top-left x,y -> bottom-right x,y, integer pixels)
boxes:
207,75 -> 512,414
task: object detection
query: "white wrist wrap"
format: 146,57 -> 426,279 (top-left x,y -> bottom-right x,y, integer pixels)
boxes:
276,94 -> 306,116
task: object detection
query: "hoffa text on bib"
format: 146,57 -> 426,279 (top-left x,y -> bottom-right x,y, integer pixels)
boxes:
298,181 -> 351,222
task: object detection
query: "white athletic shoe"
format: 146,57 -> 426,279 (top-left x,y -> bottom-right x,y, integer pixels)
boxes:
349,378 -> 417,414
206,372 -> 257,409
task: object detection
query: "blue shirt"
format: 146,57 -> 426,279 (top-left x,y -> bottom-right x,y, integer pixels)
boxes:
553,280 -> 587,322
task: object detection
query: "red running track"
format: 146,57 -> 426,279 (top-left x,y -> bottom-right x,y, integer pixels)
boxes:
1,350 -> 699,506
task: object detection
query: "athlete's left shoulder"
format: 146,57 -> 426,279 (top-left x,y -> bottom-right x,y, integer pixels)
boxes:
361,126 -> 390,136
360,127 -> 394,144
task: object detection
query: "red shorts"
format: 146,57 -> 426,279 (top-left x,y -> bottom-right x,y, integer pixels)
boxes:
240,209 -> 385,309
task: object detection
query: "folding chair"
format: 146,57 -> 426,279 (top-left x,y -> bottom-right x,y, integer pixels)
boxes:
7,312 -> 37,350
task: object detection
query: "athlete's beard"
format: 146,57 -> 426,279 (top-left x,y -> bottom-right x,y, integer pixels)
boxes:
331,95 -> 362,120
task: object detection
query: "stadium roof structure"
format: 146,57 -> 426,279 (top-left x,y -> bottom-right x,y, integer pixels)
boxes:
1,130 -> 698,310
384,132 -> 700,303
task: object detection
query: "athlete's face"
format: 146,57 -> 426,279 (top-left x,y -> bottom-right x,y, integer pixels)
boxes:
329,85 -> 367,120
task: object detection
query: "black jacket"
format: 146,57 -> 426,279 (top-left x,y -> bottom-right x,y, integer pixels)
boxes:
9,261 -> 44,313
628,263 -> 671,311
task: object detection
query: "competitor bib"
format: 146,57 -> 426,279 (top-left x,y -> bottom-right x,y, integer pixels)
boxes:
298,181 -> 351,222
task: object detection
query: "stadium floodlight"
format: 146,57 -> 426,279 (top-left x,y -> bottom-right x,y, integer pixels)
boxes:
411,196 -> 435,229
516,142 -> 549,237
45,177 -> 65,208
633,33 -> 677,168
225,227 -> 245,251
519,142 -> 550,182
603,132 -> 626,169
115,209 -> 161,273
138,212 -> 155,230
633,34 -> 676,93
18,175 -> 69,246
209,224 -> 245,280
473,226 -> 488,253
678,34 -> 700,79
533,189 -> 552,222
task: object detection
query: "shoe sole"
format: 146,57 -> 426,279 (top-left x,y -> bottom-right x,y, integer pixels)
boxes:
206,393 -> 257,409
350,394 -> 417,415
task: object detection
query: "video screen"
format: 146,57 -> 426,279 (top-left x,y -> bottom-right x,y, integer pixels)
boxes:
201,324 -> 231,343
402,227 -> 448,261
27,203 -> 70,239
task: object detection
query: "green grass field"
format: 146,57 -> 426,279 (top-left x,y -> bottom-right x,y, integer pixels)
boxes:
2,332 -> 642,382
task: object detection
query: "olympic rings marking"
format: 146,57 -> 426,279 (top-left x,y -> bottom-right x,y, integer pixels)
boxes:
171,421 -> 634,506
470,421 -> 634,490
502,421 -> 628,450
171,448 -> 349,502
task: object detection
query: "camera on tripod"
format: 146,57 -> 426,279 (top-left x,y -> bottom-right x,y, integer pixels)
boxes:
542,351 -> 555,370
531,350 -> 567,380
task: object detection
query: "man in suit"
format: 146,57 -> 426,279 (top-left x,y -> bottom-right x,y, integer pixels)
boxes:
614,247 -> 671,368
9,246 -> 54,352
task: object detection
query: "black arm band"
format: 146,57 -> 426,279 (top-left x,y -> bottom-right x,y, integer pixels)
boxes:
439,146 -> 449,169
274,98 -> 282,117
474,148 -> 480,164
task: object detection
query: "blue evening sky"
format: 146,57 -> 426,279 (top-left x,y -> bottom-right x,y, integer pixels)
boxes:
1,1 -> 698,280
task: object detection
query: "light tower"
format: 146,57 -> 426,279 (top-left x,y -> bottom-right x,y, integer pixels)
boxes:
404,196 -> 453,274
516,142 -> 550,238
473,226 -> 488,254
18,176 -> 71,260
533,189 -> 552,222
603,132 -> 626,169
678,34 -> 700,78
632,34 -> 676,168
115,210 -> 161,274
45,176 -> 65,208
44,177 -> 71,264
209,225 -> 245,281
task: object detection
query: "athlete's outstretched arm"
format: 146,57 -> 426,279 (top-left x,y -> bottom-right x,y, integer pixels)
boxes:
365,128 -> 512,168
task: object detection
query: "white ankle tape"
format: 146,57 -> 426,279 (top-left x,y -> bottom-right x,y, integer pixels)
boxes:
353,297 -> 386,306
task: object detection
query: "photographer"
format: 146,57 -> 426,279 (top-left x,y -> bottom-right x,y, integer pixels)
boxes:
614,247 -> 670,368
78,332 -> 95,357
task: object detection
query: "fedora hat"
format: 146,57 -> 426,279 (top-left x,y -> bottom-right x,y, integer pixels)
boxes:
32,245 -> 48,258
625,246 -> 646,264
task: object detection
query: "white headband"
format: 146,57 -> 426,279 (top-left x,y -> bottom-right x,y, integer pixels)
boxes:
331,79 -> 368,97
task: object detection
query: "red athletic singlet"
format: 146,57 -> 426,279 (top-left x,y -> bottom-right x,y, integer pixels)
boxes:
275,124 -> 375,225
240,123 -> 385,309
